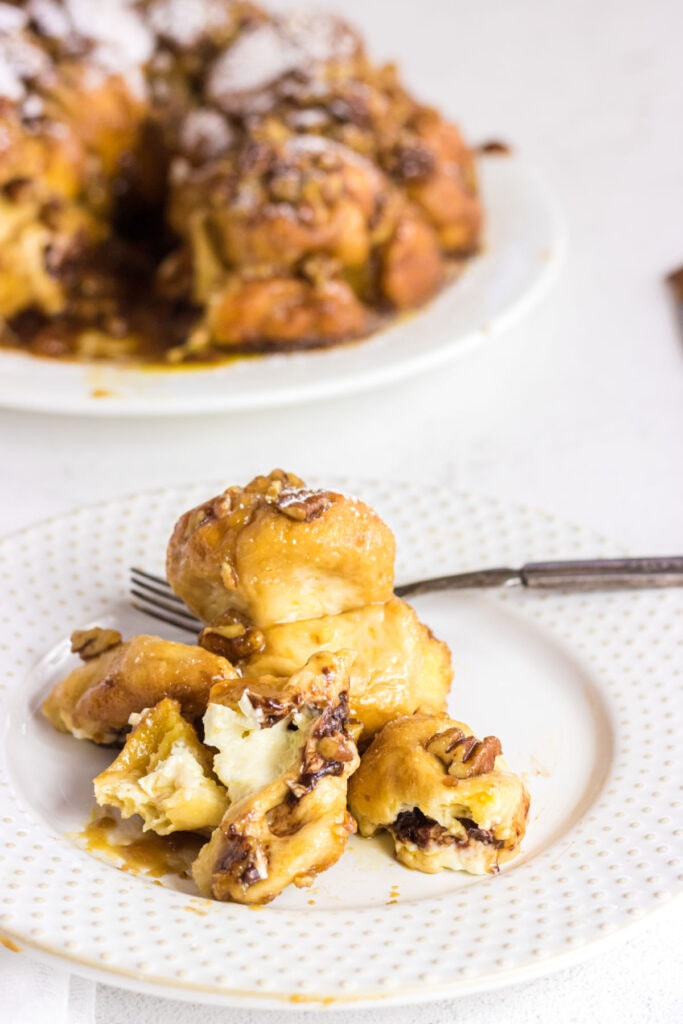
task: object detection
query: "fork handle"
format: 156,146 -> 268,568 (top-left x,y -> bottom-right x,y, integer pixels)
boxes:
521,556 -> 683,589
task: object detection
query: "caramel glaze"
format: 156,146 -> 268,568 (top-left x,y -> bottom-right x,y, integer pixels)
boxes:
78,815 -> 204,882
0,249 -> 464,368
1,294 -> 385,366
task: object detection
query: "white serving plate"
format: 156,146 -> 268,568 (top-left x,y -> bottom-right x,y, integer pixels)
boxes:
0,478 -> 680,1008
0,156 -> 564,416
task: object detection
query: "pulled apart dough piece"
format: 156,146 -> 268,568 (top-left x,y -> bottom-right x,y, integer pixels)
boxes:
348,714 -> 529,874
166,469 -> 395,628
193,651 -> 360,904
208,597 -> 452,744
42,628 -> 237,745
94,698 -> 227,835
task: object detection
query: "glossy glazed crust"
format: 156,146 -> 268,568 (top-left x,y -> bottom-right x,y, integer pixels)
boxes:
42,630 -> 238,744
0,1 -> 481,360
193,651 -> 360,904
348,713 -> 530,874
94,697 -> 227,834
166,470 -> 396,627
193,772 -> 357,903
240,597 -> 452,742
171,131 -> 445,354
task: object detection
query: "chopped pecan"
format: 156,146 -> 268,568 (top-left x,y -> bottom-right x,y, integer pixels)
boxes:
426,726 -> 466,761
70,628 -> 122,661
272,488 -> 333,522
314,693 -> 351,738
427,728 -> 502,778
247,469 -> 304,500
449,735 -> 502,778
287,756 -> 344,799
384,141 -> 435,182
317,735 -> 355,762
199,616 -> 265,661
328,93 -> 372,128
288,706 -> 353,799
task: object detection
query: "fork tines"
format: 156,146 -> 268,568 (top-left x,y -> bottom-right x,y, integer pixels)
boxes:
130,567 -> 202,635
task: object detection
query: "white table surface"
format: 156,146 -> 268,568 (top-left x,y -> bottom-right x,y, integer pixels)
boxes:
1,0 -> 682,1021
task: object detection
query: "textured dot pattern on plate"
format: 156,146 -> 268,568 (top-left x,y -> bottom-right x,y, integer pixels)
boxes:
0,478 -> 680,1007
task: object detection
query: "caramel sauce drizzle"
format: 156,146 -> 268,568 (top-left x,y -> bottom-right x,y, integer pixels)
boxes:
77,815 -> 203,881
0,938 -> 22,953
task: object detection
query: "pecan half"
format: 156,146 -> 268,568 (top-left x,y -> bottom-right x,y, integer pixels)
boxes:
272,488 -> 333,522
70,628 -> 122,661
317,735 -> 356,762
288,698 -> 354,798
427,728 -> 502,778
199,616 -> 265,661
426,726 -> 466,761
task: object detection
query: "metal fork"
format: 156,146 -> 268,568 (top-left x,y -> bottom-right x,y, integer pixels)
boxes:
130,556 -> 683,634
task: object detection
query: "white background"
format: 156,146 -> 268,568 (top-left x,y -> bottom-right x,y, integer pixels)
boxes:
1,0 -> 682,1021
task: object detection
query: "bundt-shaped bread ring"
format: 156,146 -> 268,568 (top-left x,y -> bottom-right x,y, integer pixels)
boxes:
0,0 -> 481,361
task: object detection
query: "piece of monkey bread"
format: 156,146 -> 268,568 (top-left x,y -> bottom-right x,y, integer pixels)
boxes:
166,469 -> 395,628
42,627 -> 237,745
348,713 -> 529,874
202,596 -> 452,744
94,698 -> 227,835
193,650 -> 359,904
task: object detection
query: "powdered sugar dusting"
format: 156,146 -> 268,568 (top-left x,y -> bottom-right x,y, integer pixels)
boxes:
0,3 -> 27,33
66,0 -> 154,92
147,0 -> 237,48
208,22 -> 296,104
9,0 -> 155,100
0,30 -> 50,101
180,107 -> 234,160
282,11 -> 359,65
22,92 -> 44,118
207,12 -> 359,110
26,0 -> 71,38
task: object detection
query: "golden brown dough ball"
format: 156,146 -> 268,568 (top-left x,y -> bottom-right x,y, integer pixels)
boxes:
166,470 -> 396,628
193,651 -> 360,904
94,698 -> 227,834
400,111 -> 481,255
203,274 -> 371,350
348,713 -> 529,874
0,185 -> 105,319
187,134 -> 386,275
167,129 -> 445,354
378,204 -> 444,310
208,597 -> 452,743
42,628 -> 237,745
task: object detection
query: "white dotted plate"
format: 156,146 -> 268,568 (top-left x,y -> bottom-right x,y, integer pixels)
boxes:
0,479 -> 681,1009
0,156 -> 563,416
